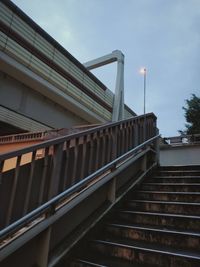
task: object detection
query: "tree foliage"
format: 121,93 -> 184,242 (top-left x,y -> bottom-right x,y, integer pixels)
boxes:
181,94 -> 200,135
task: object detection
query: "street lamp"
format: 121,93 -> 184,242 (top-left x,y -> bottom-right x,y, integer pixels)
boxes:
140,67 -> 147,140
140,67 -> 146,115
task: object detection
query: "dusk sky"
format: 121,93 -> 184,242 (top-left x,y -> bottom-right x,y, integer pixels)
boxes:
12,0 -> 200,137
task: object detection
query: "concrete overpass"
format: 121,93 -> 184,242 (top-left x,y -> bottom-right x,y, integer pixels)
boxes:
0,0 -> 135,136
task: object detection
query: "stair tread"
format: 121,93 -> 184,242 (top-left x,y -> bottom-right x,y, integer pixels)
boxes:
105,222 -> 200,237
153,176 -> 200,178
93,238 -> 200,260
143,183 -> 200,185
130,199 -> 200,205
136,190 -> 200,195
67,166 -> 200,266
159,170 -> 200,173
74,256 -> 150,267
119,209 -> 200,219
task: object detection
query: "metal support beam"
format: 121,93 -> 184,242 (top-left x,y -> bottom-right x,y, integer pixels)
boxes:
83,50 -> 124,122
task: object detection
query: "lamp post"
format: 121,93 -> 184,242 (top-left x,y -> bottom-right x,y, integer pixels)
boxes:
140,68 -> 147,140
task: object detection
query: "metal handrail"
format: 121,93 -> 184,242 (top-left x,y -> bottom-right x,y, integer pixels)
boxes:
0,113 -> 156,160
0,134 -> 159,242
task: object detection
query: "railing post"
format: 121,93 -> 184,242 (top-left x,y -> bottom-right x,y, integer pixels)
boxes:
80,135 -> 87,179
88,133 -> 95,174
101,129 -> 106,166
107,126 -> 118,203
48,143 -> 63,199
6,155 -> 21,226
111,126 -> 117,160
71,138 -> 80,185
141,153 -> 147,173
39,147 -> 50,204
107,178 -> 116,203
35,227 -> 51,267
106,128 -> 112,164
23,150 -> 37,215
0,160 -> 4,184
95,131 -> 101,170
121,123 -> 125,154
62,140 -> 71,190
134,123 -> 139,147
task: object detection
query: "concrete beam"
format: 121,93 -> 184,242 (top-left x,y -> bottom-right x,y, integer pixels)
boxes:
0,51 -> 105,127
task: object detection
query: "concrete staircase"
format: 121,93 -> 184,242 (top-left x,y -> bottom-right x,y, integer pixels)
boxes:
65,166 -> 200,267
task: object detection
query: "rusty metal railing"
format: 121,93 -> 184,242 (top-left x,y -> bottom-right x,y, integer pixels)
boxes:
0,113 -> 156,229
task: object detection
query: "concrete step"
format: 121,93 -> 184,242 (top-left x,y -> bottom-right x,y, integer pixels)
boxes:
149,176 -> 200,183
159,166 -> 200,171
117,210 -> 200,231
65,165 -> 200,266
104,222 -> 200,251
91,238 -> 200,267
69,256 -> 151,267
135,190 -> 200,202
141,183 -> 200,192
126,200 -> 200,215
157,170 -> 200,177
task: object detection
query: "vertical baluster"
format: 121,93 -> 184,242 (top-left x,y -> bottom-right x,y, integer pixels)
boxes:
146,120 -> 148,140
0,160 -> 4,184
48,142 -> 64,199
23,150 -> 37,215
125,122 -> 129,152
80,135 -> 87,180
142,118 -> 145,142
111,126 -> 117,160
106,128 -> 112,163
146,118 -> 149,139
140,120 -> 143,143
121,123 -> 125,154
6,155 -> 21,226
153,118 -> 157,136
62,140 -> 71,190
145,118 -> 147,140
134,122 -> 139,147
117,125 -> 121,157
129,121 -> 133,150
101,129 -> 107,167
150,118 -> 153,137
88,133 -> 95,174
95,131 -> 101,170
124,122 -> 128,152
38,147 -> 50,205
71,138 -> 79,185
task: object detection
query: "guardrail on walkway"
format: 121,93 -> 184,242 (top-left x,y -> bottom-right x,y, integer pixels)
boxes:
163,133 -> 200,146
0,113 -> 156,229
0,113 -> 159,267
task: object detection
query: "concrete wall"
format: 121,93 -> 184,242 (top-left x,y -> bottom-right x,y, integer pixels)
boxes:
160,144 -> 200,166
0,71 -> 88,131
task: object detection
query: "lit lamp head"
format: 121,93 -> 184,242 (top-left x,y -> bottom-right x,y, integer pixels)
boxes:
140,68 -> 146,75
